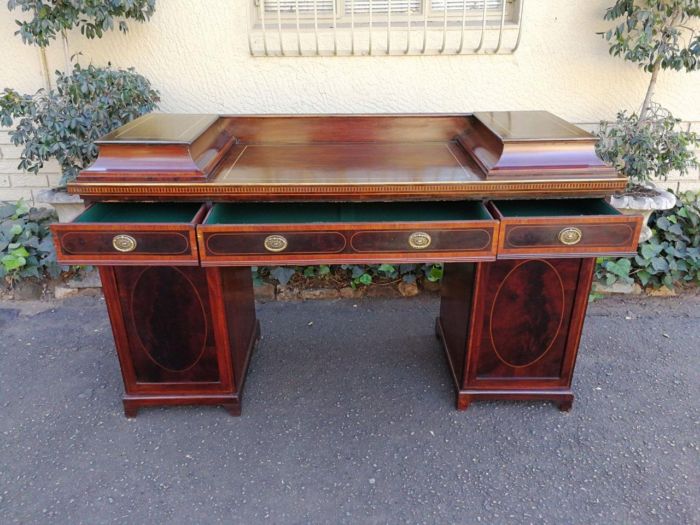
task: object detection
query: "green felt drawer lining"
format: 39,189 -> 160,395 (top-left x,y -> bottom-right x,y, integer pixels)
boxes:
71,199 -> 619,225
493,199 -> 620,218
205,201 -> 493,225
75,203 -> 202,224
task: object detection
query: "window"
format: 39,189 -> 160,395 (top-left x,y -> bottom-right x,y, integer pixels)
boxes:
256,0 -> 516,28
248,0 -> 524,56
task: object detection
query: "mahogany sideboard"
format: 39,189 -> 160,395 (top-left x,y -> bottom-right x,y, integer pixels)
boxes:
53,111 -> 643,417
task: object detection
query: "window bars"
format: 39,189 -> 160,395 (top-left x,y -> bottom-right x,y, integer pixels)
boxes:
247,0 -> 524,56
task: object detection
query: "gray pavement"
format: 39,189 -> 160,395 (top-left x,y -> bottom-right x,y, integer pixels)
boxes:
0,293 -> 698,524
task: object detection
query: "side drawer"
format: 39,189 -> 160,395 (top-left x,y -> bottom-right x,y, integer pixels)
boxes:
489,199 -> 643,259
197,202 -> 498,265
51,203 -> 207,266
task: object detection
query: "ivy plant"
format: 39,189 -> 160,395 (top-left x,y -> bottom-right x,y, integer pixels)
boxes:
0,63 -> 160,186
596,190 -> 700,289
8,0 -> 157,46
0,199 -> 61,283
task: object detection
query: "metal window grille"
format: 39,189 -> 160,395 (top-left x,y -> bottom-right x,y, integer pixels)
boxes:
248,0 -> 524,56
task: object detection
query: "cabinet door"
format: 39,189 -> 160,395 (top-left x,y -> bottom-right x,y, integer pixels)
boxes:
107,266 -> 224,392
466,258 -> 592,389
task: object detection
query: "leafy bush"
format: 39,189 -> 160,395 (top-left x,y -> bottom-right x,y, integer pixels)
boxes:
600,1 -> 700,119
257,263 -> 444,288
601,1 -> 700,74
598,2 -> 700,188
596,191 -> 700,289
0,200 -> 61,283
8,0 -> 156,46
596,104 -> 699,185
0,63 -> 160,186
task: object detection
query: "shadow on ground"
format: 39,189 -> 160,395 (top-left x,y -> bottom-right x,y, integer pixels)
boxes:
0,294 -> 698,524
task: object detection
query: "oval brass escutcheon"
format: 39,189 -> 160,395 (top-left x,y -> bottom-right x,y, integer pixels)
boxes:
558,227 -> 583,246
264,234 -> 288,252
408,231 -> 432,250
112,234 -> 137,253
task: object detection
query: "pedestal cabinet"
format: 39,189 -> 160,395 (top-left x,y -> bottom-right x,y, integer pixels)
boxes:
100,265 -> 259,416
438,258 -> 595,411
52,202 -> 259,416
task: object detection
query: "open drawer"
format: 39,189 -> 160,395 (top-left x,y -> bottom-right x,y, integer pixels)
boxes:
51,203 -> 207,266
488,199 -> 643,259
197,201 -> 498,266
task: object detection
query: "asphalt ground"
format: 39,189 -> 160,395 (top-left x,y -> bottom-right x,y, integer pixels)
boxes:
1,293 -> 698,524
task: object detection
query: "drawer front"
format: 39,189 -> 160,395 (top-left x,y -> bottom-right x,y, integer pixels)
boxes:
489,200 -> 643,259
497,219 -> 640,258
51,203 -> 206,266
204,231 -> 347,256
59,230 -> 191,256
198,201 -> 498,265
350,228 -> 493,253
199,224 -> 497,265
52,226 -> 199,265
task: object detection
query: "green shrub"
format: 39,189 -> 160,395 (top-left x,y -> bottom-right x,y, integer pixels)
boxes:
598,1 -> 700,189
257,263 -> 444,288
0,200 -> 61,283
1,63 -> 160,186
596,190 -> 700,289
8,0 -> 156,46
596,104 -> 699,186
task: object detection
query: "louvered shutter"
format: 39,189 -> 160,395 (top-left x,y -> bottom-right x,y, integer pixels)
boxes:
430,0 -> 506,12
345,0 -> 422,14
263,0 -> 335,13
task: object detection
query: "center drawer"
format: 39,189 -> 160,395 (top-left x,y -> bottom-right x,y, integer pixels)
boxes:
51,202 -> 207,266
197,202 -> 498,265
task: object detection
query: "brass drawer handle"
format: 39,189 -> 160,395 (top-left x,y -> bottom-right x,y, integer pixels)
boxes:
264,234 -> 288,252
112,234 -> 137,252
408,231 -> 432,250
558,227 -> 582,246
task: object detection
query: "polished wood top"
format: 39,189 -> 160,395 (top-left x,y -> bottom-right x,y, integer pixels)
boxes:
473,111 -> 592,141
70,112 -> 624,201
98,114 -> 218,144
215,142 -> 479,185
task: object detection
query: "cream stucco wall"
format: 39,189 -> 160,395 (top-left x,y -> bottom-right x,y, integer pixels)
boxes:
1,0 -> 699,203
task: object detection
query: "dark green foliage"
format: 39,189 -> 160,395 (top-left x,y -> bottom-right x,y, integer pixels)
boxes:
597,104 -> 699,185
598,1 -> 700,188
596,191 -> 700,289
257,263 -> 444,288
0,63 -> 160,186
601,0 -> 700,73
8,0 -> 156,47
0,199 -> 62,283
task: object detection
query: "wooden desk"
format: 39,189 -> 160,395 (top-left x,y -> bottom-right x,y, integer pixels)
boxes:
54,112 -> 642,416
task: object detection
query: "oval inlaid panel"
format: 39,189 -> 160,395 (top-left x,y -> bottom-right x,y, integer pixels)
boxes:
489,260 -> 565,368
206,231 -> 346,255
60,231 -> 190,255
505,224 -> 634,248
350,229 -> 492,253
131,267 -> 208,372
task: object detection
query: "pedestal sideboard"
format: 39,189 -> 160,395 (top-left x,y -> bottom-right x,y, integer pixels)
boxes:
52,112 -> 642,416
